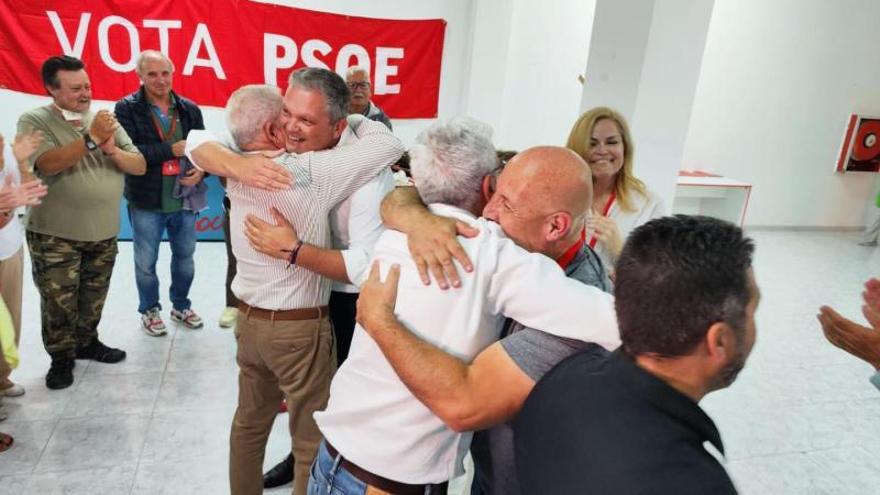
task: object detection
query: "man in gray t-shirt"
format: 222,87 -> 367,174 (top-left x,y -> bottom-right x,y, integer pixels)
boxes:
358,146 -> 618,494
468,245 -> 611,495
370,247 -> 611,495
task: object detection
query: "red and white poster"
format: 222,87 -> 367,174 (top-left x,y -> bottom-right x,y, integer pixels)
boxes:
837,114 -> 880,173
0,0 -> 446,118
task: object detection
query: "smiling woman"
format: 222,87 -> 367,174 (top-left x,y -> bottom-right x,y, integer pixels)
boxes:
566,107 -> 665,272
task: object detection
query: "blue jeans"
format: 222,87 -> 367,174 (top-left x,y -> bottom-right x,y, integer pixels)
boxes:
129,205 -> 196,314
308,441 -> 368,495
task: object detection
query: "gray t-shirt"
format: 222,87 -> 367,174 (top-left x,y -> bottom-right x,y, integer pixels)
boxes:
470,245 -> 612,495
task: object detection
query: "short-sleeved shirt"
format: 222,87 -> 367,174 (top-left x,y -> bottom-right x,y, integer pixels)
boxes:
470,245 -> 612,495
17,106 -> 139,242
514,350 -> 737,495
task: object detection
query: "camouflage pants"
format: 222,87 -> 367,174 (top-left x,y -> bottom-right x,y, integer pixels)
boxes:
26,232 -> 118,358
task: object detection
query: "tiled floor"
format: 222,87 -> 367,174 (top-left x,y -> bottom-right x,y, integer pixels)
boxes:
1,230 -> 879,494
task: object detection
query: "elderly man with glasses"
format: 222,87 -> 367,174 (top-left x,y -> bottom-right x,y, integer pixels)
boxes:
345,66 -> 392,131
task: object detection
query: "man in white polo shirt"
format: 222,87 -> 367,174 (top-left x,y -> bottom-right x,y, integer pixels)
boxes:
308,118 -> 620,494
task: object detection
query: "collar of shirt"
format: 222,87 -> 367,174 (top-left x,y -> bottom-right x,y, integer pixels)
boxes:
427,203 -> 480,229
611,350 -> 726,456
149,93 -> 177,125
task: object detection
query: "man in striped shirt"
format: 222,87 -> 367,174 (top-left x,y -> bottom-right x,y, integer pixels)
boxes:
185,69 -> 403,495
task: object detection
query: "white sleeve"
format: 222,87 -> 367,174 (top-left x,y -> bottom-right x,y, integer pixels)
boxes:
871,371 -> 880,392
184,130 -> 225,171
485,228 -> 620,351
342,170 -> 395,286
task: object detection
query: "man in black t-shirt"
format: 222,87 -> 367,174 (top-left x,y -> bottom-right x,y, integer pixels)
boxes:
515,215 -> 760,494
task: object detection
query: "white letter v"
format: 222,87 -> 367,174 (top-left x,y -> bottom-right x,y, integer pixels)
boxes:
46,11 -> 91,58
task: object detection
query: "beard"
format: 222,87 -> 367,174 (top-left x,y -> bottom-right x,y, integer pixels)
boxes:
712,338 -> 748,390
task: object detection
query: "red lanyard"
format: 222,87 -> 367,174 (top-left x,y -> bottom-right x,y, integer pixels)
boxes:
150,105 -> 178,142
587,191 -> 616,249
557,227 -> 586,269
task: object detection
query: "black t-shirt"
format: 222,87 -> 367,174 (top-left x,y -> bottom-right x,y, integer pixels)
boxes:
513,350 -> 738,495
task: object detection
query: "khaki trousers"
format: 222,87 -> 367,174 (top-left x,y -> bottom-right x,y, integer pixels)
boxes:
229,310 -> 336,495
0,247 -> 23,388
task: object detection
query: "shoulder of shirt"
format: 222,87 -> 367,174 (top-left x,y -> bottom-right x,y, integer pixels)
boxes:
21,106 -> 53,120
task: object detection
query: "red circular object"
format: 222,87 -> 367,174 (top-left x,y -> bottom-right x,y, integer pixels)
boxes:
852,120 -> 880,161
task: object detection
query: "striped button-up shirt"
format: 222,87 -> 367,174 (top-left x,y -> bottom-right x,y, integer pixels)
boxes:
187,117 -> 404,310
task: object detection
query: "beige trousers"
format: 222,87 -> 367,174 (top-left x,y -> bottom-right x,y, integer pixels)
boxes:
0,247 -> 23,388
229,310 -> 336,495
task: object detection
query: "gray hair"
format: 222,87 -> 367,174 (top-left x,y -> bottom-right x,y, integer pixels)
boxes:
225,85 -> 283,149
135,50 -> 174,76
288,67 -> 350,123
410,117 -> 497,212
346,66 -> 368,80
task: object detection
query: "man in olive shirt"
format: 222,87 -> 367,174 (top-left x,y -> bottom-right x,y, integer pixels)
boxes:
17,55 -> 146,390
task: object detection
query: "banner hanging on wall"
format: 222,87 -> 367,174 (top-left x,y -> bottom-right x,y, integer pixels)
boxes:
0,0 -> 446,118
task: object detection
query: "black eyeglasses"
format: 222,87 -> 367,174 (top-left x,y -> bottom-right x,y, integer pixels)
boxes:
347,82 -> 371,89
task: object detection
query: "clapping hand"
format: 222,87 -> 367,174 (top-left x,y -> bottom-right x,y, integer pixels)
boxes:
12,130 -> 43,163
0,175 -> 48,210
818,278 -> 880,369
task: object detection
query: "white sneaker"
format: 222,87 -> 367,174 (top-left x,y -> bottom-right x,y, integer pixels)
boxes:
219,307 -> 238,329
171,308 -> 204,329
1,383 -> 24,397
141,308 -> 168,337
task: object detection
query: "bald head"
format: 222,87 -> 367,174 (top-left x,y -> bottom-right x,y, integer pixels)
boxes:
483,146 -> 593,257
504,146 -> 592,218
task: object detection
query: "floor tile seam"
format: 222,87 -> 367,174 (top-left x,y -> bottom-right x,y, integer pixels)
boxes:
26,415 -> 63,477
725,444 -> 863,463
131,320 -> 181,494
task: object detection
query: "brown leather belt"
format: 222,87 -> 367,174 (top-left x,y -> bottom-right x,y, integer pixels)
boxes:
237,302 -> 328,321
325,442 -> 448,495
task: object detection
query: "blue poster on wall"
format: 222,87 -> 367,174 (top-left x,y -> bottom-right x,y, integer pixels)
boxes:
117,175 -> 226,241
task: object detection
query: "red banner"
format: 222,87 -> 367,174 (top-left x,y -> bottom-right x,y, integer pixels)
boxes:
0,0 -> 446,118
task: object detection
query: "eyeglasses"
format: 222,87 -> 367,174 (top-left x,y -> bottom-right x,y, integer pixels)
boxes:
347,82 -> 371,89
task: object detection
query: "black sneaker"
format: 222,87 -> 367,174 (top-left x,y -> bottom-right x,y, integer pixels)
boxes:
46,357 -> 74,390
263,452 -> 295,488
75,340 -> 126,363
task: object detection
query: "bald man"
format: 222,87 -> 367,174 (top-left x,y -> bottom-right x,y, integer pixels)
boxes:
360,146 -> 612,495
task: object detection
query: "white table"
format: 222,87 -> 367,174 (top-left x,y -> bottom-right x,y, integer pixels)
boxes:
672,171 -> 752,226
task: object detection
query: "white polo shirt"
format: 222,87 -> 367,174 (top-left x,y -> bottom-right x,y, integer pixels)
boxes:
314,203 -> 621,484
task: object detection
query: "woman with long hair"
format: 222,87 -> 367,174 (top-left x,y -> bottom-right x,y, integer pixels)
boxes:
566,107 -> 665,272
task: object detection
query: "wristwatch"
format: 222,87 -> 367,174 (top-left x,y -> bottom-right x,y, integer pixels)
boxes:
83,133 -> 98,152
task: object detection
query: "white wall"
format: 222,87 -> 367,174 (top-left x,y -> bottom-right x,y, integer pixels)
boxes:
683,0 -> 880,228
492,0 -> 595,150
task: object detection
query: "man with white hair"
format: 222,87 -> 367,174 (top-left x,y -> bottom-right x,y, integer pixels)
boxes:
345,66 -> 392,130
308,118 -> 620,495
115,50 -> 207,335
185,68 -> 403,495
